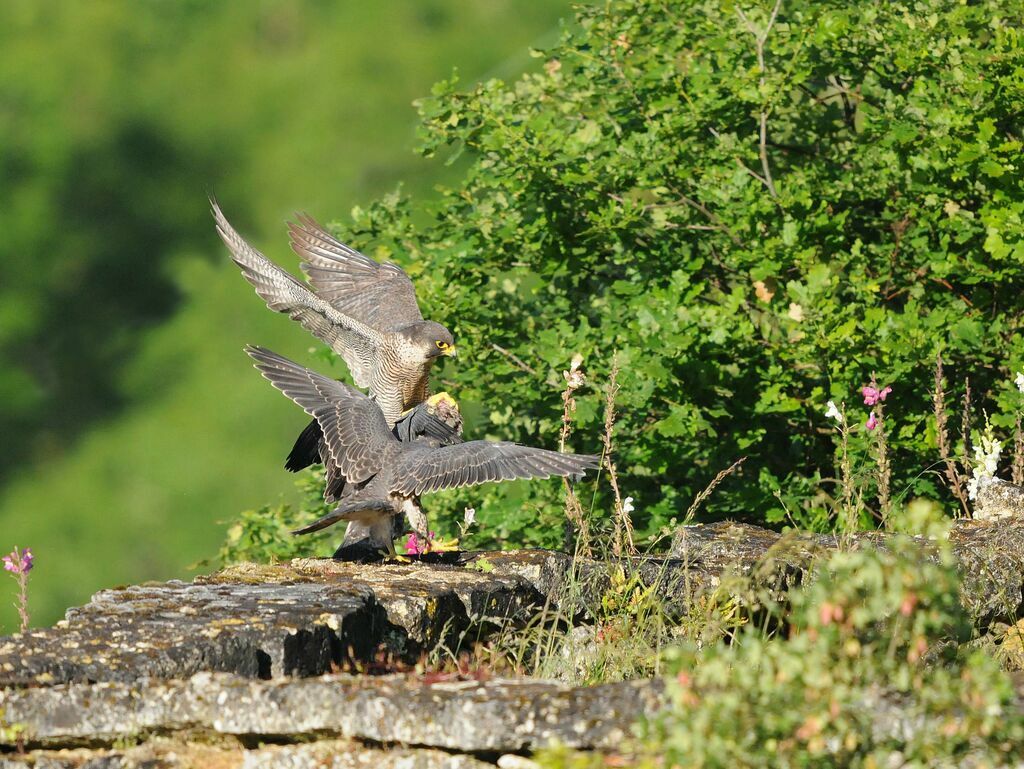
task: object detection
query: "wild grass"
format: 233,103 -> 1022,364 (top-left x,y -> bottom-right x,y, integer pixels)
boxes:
934,353 -> 972,517
600,357 -> 635,557
558,354 -> 591,556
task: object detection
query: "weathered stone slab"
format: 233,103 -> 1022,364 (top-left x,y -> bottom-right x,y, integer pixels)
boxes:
975,478 -> 1024,521
6,514 -> 1024,690
671,517 -> 1024,624
452,550 -> 715,619
0,550 -> 721,687
0,672 -> 664,753
949,517 -> 1024,624
0,560 -> 547,686
0,739 -> 491,768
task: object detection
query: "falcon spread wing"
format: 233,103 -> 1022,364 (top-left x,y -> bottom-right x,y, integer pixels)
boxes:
213,201 -> 380,389
390,442 -> 600,497
286,402 -> 462,483
246,345 -> 393,485
249,348 -> 598,502
289,213 -> 424,331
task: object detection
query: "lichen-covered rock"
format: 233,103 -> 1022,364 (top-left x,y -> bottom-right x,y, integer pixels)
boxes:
669,521 -> 841,600
0,579 -> 382,686
670,521 -> 786,568
459,550 -> 715,619
4,516 -> 1024,693
0,560 -> 546,686
949,517 -> 1024,624
975,478 -> 1024,521
668,518 -> 1024,624
0,738 -> 491,768
0,552 -> 723,687
0,672 -> 665,753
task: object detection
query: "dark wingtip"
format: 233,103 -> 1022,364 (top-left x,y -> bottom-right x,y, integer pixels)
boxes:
285,419 -> 322,473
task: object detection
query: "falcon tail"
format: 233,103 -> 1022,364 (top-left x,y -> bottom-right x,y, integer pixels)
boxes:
291,499 -> 396,536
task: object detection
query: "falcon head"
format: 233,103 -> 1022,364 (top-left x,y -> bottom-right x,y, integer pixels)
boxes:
410,321 -> 457,360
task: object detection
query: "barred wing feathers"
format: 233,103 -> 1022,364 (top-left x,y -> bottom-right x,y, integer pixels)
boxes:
289,213 -> 424,331
391,442 -> 599,497
245,346 -> 393,485
213,201 -> 380,389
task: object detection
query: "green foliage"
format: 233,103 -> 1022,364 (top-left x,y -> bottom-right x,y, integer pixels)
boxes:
218,472 -> 335,565
541,527 -> 1024,767
324,0 -> 1024,542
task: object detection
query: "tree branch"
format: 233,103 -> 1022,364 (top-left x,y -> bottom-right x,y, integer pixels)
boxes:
736,0 -> 783,200
489,343 -> 538,375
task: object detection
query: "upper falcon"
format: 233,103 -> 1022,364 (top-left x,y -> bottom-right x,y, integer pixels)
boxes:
213,201 -> 456,427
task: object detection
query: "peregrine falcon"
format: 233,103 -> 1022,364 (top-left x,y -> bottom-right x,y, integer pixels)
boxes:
296,393 -> 464,560
307,392 -> 464,505
212,201 -> 457,428
286,391 -> 463,484
246,346 -> 599,553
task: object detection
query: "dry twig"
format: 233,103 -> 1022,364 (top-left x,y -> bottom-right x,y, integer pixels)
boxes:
735,0 -> 784,200
490,343 -> 537,376
601,356 -> 635,556
684,457 -> 747,523
934,354 -> 970,516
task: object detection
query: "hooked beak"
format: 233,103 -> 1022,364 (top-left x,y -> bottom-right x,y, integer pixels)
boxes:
444,345 -> 458,359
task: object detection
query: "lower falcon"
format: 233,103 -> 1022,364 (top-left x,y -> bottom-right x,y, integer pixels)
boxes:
246,346 -> 599,553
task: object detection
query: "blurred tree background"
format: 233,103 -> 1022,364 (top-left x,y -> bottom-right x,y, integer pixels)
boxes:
0,0 -> 570,628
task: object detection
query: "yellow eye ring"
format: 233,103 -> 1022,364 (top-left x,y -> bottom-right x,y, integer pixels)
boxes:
436,340 -> 449,349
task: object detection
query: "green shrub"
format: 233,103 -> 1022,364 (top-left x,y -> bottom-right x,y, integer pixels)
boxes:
541,516 -> 1024,767
312,0 -> 1024,544
218,471 -> 335,565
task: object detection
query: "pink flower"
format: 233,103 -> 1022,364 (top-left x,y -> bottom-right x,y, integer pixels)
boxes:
404,532 -> 436,555
861,385 -> 892,406
2,547 -> 32,574
866,411 -> 879,431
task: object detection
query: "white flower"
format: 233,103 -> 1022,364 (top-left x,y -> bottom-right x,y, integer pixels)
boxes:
968,416 -> 1002,500
563,353 -> 586,389
1015,371 -> 1024,393
824,400 -> 843,425
463,507 -> 476,528
622,496 -> 635,515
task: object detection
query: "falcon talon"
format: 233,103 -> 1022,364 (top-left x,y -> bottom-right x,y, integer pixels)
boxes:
427,536 -> 461,554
